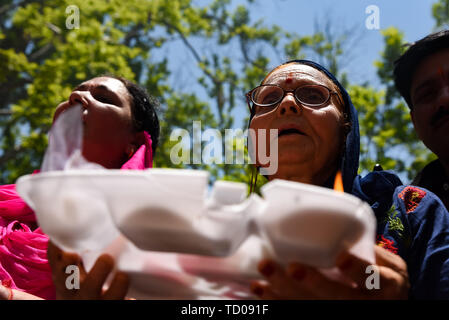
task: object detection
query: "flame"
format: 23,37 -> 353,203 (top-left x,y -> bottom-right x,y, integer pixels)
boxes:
333,171 -> 344,193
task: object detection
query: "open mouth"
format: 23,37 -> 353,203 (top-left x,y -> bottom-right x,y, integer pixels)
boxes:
278,128 -> 305,137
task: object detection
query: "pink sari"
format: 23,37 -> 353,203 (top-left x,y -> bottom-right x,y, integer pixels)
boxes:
0,132 -> 153,299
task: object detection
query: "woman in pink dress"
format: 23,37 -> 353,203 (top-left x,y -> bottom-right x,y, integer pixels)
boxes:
0,76 -> 160,299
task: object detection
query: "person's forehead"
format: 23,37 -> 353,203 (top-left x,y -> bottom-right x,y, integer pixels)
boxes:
264,64 -> 332,87
411,48 -> 449,92
79,77 -> 127,93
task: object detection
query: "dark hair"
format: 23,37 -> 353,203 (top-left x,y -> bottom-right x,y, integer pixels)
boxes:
393,29 -> 449,109
107,76 -> 160,154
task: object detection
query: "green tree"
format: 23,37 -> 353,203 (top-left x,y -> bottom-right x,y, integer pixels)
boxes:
433,0 -> 449,28
0,0 -> 288,185
1,0 -> 440,188
0,0 -> 341,189
0,0 -> 167,182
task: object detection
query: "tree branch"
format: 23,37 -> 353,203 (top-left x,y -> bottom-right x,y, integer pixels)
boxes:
28,42 -> 54,62
0,0 -> 26,16
160,20 -> 219,85
0,145 -> 22,167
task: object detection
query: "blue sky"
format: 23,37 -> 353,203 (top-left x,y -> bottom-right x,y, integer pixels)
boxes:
164,0 -> 440,181
165,0 -> 440,129
253,0 -> 437,85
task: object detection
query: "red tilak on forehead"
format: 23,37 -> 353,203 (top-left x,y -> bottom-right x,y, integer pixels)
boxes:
285,73 -> 294,84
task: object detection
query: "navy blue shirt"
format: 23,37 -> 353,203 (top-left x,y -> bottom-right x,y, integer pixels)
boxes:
288,60 -> 449,299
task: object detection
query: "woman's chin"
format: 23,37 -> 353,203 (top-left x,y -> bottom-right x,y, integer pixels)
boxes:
277,146 -> 313,163
81,148 -> 109,168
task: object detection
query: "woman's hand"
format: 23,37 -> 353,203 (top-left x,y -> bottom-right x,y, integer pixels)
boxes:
250,245 -> 410,299
0,284 -> 12,300
47,241 -> 129,300
0,283 -> 43,300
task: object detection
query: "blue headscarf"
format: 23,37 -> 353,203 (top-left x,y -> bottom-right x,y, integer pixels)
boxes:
280,60 -> 402,211
283,60 -> 360,192
254,60 -> 449,299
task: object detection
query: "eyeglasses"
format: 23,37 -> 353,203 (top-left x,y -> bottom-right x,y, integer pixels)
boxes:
246,84 -> 341,114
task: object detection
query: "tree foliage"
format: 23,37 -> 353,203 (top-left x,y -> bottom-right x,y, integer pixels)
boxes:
433,0 -> 449,28
0,0 -> 443,186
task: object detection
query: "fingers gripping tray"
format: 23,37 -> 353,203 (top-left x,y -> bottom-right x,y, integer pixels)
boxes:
16,169 -> 376,299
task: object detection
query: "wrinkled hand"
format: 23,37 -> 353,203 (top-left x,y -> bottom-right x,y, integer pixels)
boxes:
251,245 -> 410,299
47,241 -> 129,300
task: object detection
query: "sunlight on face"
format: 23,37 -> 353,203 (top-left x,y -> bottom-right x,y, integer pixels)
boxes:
249,63 -> 345,186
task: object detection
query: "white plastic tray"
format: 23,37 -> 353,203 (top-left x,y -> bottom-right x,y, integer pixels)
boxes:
16,169 -> 376,299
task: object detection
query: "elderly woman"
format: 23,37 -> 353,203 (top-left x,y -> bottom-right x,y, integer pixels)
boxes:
0,76 -> 160,299
246,60 -> 449,299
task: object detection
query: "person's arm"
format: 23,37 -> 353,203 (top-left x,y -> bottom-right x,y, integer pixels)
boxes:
392,185 -> 449,299
46,241 -> 129,300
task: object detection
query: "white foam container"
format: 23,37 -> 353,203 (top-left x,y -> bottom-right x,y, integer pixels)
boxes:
16,168 -> 376,298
